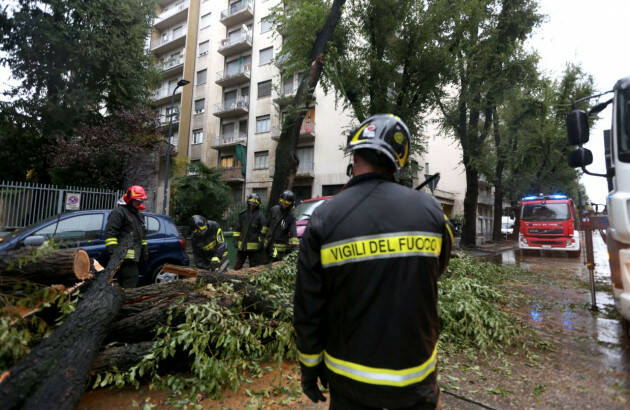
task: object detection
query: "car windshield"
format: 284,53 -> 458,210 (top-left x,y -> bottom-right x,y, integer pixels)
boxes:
521,203 -> 570,221
0,215 -> 59,241
293,200 -> 325,221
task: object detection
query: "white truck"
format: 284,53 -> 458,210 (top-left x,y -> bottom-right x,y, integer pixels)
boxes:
567,77 -> 630,324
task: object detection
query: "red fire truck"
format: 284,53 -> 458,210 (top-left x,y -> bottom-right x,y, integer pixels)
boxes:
518,194 -> 581,256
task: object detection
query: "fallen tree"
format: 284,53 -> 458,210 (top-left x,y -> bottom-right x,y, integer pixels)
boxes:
0,237 -> 132,410
0,247 -> 93,286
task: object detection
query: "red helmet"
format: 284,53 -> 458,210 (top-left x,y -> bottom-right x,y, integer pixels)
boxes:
123,185 -> 148,204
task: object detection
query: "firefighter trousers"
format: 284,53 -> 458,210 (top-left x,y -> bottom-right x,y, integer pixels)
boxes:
329,387 -> 440,410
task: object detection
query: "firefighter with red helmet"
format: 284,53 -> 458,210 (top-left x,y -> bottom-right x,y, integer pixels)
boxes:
105,185 -> 149,288
294,114 -> 453,409
233,193 -> 267,270
264,190 -> 298,262
190,215 -> 228,271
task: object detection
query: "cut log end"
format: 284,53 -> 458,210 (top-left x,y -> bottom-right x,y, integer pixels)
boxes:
73,250 -> 92,280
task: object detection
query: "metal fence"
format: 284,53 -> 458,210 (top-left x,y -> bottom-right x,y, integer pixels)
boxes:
0,181 -> 126,230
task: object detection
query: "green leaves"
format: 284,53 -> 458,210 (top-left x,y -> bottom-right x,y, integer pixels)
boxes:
438,255 -> 527,352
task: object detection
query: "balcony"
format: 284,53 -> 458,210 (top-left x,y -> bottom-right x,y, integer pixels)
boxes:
151,31 -> 186,54
158,112 -> 180,127
220,0 -> 254,27
152,86 -> 182,105
215,65 -> 251,88
478,192 -> 494,206
296,163 -> 314,178
213,98 -> 249,118
216,167 -> 245,182
159,56 -> 184,76
154,1 -> 189,30
271,121 -> 315,141
212,134 -> 247,149
217,32 -> 252,56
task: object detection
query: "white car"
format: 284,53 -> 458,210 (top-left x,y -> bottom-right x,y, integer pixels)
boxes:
501,216 -> 514,236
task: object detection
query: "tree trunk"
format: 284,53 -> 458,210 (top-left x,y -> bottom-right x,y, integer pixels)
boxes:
492,106 -> 505,242
0,237 -> 132,410
268,0 -> 347,207
462,164 -> 479,247
0,248 -> 91,286
91,342 -> 154,374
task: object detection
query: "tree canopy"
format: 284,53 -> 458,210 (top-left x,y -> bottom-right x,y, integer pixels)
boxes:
0,0 -> 159,184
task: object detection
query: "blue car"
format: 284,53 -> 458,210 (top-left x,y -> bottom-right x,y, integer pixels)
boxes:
0,209 -> 189,285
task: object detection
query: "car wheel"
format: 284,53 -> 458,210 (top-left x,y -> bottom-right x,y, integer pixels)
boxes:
152,264 -> 179,284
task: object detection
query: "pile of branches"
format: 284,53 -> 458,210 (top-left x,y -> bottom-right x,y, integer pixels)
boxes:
0,240 -> 297,409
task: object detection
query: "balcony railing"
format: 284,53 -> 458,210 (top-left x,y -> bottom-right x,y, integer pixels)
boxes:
158,113 -> 180,125
159,56 -> 183,71
212,133 -> 247,147
217,167 -> 245,181
152,86 -> 181,100
220,0 -> 254,26
217,32 -> 252,55
154,1 -> 189,25
215,64 -> 251,87
151,31 -> 186,50
213,98 -> 249,117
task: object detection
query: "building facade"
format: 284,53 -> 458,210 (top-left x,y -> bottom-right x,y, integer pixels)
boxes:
149,0 -> 493,242
149,0 -> 352,211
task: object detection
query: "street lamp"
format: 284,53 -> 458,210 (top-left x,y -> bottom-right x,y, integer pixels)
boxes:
162,79 -> 190,215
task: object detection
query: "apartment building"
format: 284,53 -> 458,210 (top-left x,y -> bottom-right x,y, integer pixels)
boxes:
149,0 -> 352,212
149,0 -> 493,242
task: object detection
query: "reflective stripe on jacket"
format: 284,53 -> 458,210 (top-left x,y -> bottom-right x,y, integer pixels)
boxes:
265,204 -> 298,252
294,173 -> 452,407
191,220 -> 226,269
104,205 -> 147,262
236,208 -> 266,252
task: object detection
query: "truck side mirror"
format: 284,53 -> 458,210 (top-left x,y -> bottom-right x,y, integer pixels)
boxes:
566,109 -> 590,145
568,147 -> 593,167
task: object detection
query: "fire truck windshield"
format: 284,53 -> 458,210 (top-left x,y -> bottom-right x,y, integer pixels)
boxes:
521,203 -> 569,221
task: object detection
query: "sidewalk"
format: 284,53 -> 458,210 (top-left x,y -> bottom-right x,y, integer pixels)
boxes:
455,238 -> 518,258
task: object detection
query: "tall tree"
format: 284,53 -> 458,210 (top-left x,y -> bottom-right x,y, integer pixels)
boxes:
272,0 -> 453,187
435,0 -> 541,246
0,0 -> 158,183
267,0 -> 347,207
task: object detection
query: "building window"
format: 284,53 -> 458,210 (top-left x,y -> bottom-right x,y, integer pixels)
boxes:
322,184 -> 344,196
194,98 -> 205,114
199,40 -> 209,56
260,17 -> 273,33
197,69 -> 207,85
259,47 -> 273,65
254,151 -> 269,169
192,128 -> 203,144
297,146 -> 314,172
257,80 -> 272,98
188,160 -> 201,176
253,188 -> 268,203
282,75 -> 294,95
219,155 -> 236,168
200,13 -> 211,29
256,115 -> 270,133
172,25 -> 183,38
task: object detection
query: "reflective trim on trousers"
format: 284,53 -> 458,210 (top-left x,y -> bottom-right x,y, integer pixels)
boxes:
323,345 -> 437,387
298,350 -> 324,367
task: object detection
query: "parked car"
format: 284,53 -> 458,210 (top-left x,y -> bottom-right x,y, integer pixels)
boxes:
293,196 -> 332,239
501,216 -> 515,237
0,210 -> 189,285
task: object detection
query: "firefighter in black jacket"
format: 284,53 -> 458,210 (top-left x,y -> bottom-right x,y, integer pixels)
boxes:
294,114 -> 453,409
190,215 -> 228,270
264,190 -> 299,262
105,185 -> 149,288
233,193 -> 267,270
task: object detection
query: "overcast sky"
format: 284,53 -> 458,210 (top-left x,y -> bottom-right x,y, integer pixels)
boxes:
1,0 -> 627,204
528,0 -> 630,205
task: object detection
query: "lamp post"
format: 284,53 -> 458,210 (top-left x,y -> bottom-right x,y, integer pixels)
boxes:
162,79 -> 190,215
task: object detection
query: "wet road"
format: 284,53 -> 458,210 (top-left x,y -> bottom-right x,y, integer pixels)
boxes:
467,232 -> 630,408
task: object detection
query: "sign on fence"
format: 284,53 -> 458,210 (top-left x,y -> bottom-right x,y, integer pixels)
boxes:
65,193 -> 81,211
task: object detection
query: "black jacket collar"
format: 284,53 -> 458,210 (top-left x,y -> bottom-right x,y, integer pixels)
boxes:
344,173 -> 393,190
